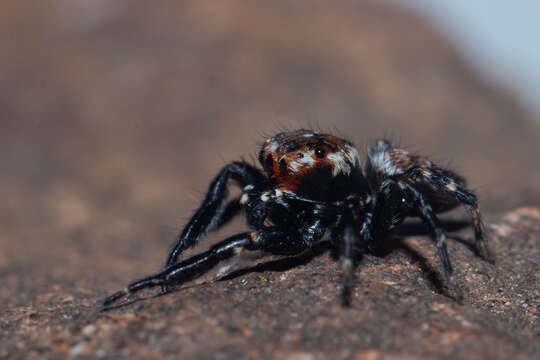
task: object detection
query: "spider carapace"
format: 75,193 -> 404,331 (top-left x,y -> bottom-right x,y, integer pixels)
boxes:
103,129 -> 492,308
258,130 -> 367,201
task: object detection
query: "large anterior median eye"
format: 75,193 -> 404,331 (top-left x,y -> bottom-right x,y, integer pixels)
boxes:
315,148 -> 325,158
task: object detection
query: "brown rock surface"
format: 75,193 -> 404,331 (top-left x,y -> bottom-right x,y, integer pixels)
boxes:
1,1 -> 539,359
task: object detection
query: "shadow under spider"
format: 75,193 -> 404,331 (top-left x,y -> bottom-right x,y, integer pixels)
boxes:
219,240 -> 329,281
395,219 -> 481,257
223,219 -> 473,299
371,219 -> 475,297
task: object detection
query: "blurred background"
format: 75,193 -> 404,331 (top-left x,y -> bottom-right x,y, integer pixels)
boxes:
396,0 -> 540,117
1,0 -> 540,286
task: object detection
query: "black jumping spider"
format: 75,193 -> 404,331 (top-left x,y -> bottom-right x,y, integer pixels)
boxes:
103,129 -> 492,308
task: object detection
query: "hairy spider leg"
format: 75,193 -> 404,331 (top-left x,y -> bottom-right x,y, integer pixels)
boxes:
372,179 -> 462,300
413,169 -> 493,263
469,203 -> 492,262
359,197 -> 375,239
212,197 -> 242,228
327,197 -> 371,306
103,232 -> 254,307
165,162 -> 266,268
341,224 -> 357,305
400,182 -> 453,277
366,138 -> 491,260
252,226 -> 324,255
102,226 -> 326,308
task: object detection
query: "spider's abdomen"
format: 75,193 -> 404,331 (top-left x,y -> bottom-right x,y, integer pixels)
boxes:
258,130 -> 367,201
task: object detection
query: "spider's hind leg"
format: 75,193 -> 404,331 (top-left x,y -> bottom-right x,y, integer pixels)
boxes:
399,181 -> 464,300
468,203 -> 492,263
417,169 -> 493,263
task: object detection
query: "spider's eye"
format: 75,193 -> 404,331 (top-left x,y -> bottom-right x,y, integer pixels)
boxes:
296,152 -> 304,159
315,148 -> 325,158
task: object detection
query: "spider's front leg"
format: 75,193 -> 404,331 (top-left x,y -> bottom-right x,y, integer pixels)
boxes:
102,232 -> 255,307
165,162 -> 266,268
102,225 -> 323,308
332,203 -> 374,306
337,223 -> 358,306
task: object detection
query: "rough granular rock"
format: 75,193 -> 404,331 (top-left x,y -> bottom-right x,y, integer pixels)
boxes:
1,207 -> 539,359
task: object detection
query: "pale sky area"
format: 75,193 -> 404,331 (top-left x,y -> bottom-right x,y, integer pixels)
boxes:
393,0 -> 540,118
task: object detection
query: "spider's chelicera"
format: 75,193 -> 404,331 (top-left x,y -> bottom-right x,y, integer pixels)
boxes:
103,129 -> 492,308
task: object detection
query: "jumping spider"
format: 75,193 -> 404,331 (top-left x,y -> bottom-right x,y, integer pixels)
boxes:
103,129 -> 492,308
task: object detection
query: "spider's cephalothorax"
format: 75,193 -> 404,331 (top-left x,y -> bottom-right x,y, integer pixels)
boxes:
258,129 -> 369,201
103,130 -> 492,308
